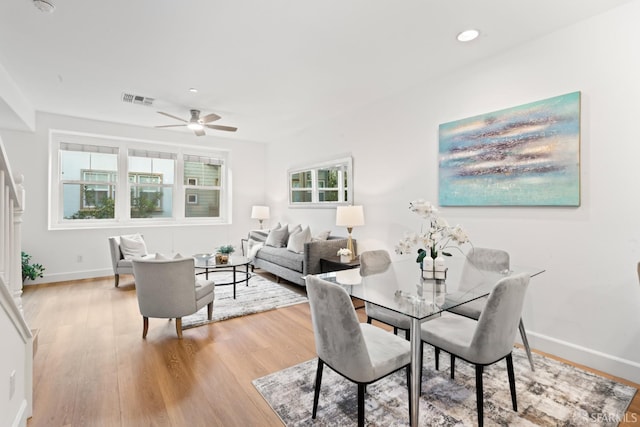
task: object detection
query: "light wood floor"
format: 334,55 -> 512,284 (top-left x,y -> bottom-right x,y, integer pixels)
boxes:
22,273 -> 640,426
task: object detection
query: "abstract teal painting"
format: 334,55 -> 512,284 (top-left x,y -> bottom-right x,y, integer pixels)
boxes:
439,92 -> 580,206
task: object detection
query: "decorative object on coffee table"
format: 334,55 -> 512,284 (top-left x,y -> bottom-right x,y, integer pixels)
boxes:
335,205 -> 364,261
215,244 -> 235,265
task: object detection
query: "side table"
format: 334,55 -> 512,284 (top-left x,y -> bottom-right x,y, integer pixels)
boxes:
320,256 -> 360,273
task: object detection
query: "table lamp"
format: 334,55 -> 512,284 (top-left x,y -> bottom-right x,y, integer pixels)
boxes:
251,205 -> 270,229
335,205 -> 364,261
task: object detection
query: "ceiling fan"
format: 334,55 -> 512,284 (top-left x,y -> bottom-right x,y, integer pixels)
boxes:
155,109 -> 237,136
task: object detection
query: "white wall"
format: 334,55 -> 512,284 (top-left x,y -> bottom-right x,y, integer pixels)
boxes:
0,112 -> 267,284
265,1 -> 640,383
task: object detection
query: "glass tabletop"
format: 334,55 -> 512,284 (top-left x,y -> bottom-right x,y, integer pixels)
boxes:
193,254 -> 250,268
314,257 -> 544,321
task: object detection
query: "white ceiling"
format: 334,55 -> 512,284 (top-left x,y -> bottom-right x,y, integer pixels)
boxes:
0,0 -> 633,143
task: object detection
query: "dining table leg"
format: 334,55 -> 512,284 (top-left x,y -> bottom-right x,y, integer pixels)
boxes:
410,317 -> 421,426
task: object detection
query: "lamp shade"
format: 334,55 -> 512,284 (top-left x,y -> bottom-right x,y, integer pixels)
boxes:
251,205 -> 270,220
336,205 -> 365,227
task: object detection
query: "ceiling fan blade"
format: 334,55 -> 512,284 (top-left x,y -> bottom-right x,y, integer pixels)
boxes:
200,113 -> 221,123
194,129 -> 206,137
205,124 -> 238,132
155,124 -> 187,128
157,111 -> 187,123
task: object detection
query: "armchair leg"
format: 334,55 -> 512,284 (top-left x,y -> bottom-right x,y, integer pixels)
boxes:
435,347 -> 440,370
176,318 -> 183,339
312,359 -> 324,419
142,316 -> 149,339
506,353 -> 518,411
114,274 -> 120,287
207,302 -> 213,320
475,365 -> 484,427
367,316 -> 373,324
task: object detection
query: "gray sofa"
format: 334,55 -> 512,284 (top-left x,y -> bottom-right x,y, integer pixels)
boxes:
246,229 -> 355,286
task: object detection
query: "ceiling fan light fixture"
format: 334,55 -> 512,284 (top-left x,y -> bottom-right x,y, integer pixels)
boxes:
457,29 -> 480,42
187,122 -> 204,131
33,0 -> 55,13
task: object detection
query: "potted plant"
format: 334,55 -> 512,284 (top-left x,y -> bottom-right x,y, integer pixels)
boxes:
22,251 -> 45,283
215,244 -> 235,265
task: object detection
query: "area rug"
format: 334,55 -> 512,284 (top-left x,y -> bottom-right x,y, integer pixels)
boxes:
253,346 -> 636,426
182,273 -> 307,329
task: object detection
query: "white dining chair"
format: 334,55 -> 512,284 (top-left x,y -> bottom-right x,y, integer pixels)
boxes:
447,247 -> 535,371
360,250 -> 412,339
305,275 -> 412,427
421,273 -> 531,427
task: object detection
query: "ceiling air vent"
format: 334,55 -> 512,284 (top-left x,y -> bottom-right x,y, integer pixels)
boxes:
121,92 -> 155,107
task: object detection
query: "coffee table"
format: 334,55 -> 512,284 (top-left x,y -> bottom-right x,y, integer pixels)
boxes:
193,254 -> 252,299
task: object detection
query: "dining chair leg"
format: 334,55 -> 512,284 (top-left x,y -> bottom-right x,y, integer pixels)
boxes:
506,353 -> 518,411
405,366 -> 412,418
312,359 -> 324,419
142,316 -> 149,339
450,354 -> 455,379
405,329 -> 410,341
519,318 -> 535,371
475,365 -> 484,427
366,316 -> 372,324
393,326 -> 398,335
357,383 -> 366,427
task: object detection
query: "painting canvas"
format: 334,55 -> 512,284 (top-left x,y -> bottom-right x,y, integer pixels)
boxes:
439,92 -> 581,206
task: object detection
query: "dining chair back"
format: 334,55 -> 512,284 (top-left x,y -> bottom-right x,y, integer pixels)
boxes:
360,250 -> 411,339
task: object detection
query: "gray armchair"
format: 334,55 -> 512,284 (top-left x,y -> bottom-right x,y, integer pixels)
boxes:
447,247 -> 535,371
421,273 -> 530,427
305,275 -> 411,427
360,250 -> 412,339
108,234 -> 150,287
132,257 -> 215,339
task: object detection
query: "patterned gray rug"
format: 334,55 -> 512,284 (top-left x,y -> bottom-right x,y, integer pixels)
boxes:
182,273 -> 307,329
253,346 -> 636,426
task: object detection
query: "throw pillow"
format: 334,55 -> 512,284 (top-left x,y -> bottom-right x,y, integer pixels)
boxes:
120,234 -> 148,259
155,252 -> 170,260
265,225 -> 289,248
312,230 -> 331,241
287,226 -> 312,253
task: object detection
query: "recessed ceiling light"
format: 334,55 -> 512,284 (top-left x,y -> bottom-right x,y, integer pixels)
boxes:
33,0 -> 55,13
457,29 -> 480,42
188,88 -> 198,93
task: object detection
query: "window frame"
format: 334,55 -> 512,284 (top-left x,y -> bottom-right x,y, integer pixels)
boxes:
288,156 -> 353,208
49,130 -> 231,230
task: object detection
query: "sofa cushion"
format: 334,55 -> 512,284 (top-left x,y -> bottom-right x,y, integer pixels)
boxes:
287,226 -> 311,253
313,230 -> 331,241
256,246 -> 304,272
265,225 -> 289,248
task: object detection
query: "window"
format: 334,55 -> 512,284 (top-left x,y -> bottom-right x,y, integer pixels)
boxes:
184,155 -> 222,218
50,132 -> 229,229
288,157 -> 353,207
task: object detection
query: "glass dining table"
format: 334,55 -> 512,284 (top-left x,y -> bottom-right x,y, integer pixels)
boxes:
314,256 -> 545,427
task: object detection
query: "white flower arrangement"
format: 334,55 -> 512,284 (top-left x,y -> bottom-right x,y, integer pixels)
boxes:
337,248 -> 352,256
395,199 -> 471,259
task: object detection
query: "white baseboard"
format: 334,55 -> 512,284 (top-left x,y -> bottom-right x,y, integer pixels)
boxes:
526,331 -> 640,384
23,268 -> 113,285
